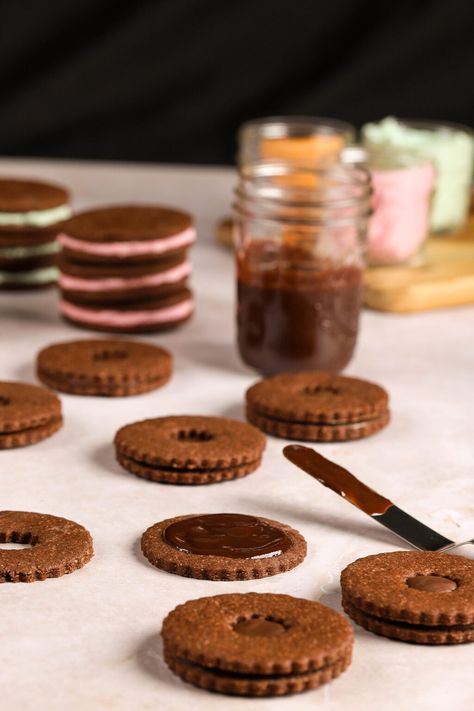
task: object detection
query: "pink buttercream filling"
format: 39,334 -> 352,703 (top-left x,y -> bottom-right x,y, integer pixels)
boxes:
368,163 -> 435,264
59,261 -> 192,292
60,298 -> 194,327
58,226 -> 196,257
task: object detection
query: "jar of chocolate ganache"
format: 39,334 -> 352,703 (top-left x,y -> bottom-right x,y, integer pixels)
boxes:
234,161 -> 372,374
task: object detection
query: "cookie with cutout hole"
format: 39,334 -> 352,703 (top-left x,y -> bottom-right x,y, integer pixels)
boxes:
36,339 -> 172,397
0,511 -> 93,582
162,592 -> 353,696
114,415 -> 266,484
341,551 -> 474,644
246,372 -> 390,441
0,381 -> 62,448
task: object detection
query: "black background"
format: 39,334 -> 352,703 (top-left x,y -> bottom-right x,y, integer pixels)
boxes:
1,0 -> 473,165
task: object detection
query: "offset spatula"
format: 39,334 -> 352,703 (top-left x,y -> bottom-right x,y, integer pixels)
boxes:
283,444 -> 472,552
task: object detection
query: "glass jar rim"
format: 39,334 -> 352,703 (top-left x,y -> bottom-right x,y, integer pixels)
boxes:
239,115 -> 355,140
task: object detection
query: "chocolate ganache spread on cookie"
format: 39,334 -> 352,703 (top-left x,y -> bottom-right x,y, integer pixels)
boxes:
163,513 -> 292,559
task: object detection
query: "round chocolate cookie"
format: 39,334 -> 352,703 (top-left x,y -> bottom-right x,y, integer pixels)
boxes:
246,372 -> 390,441
59,252 -> 191,304
37,339 -> 172,397
0,511 -> 93,583
115,415 -> 266,484
59,204 -> 195,264
141,513 -> 306,580
60,288 -> 194,333
0,382 -> 63,448
341,551 -> 474,644
0,179 -> 68,213
162,592 -> 353,696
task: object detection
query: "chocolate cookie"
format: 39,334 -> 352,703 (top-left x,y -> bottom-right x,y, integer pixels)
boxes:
0,179 -> 69,216
0,382 -> 63,448
246,372 -> 390,441
0,511 -> 93,582
58,204 -> 195,264
0,179 -> 69,289
37,339 -> 172,396
341,551 -> 474,644
141,513 -> 306,580
59,252 -> 191,304
115,415 -> 266,484
162,592 -> 353,696
60,288 -> 194,333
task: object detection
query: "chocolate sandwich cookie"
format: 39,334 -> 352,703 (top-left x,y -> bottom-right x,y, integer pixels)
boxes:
341,551 -> 474,644
141,513 -> 306,580
57,205 -> 195,333
58,205 -> 195,264
0,511 -> 93,583
162,592 -> 353,696
0,382 -> 62,448
0,179 -> 70,289
246,372 -> 389,441
60,288 -> 193,333
115,415 -> 266,484
59,252 -> 191,303
37,339 -> 172,396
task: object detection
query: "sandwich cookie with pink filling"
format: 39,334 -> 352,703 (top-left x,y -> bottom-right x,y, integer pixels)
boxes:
58,205 -> 195,333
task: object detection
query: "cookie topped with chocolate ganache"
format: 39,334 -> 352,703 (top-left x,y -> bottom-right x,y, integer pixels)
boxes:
141,513 -> 307,580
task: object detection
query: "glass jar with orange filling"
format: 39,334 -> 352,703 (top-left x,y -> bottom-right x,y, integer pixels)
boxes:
238,116 -> 355,168
234,162 -> 371,375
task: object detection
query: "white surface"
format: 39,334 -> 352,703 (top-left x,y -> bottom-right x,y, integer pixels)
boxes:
1,158 -> 474,711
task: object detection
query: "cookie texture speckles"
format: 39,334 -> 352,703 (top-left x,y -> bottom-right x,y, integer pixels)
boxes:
246,371 -> 390,441
162,593 -> 353,696
140,513 -> 307,580
0,511 -> 93,583
37,339 -> 172,397
341,551 -> 474,644
114,415 -> 266,484
0,381 -> 62,448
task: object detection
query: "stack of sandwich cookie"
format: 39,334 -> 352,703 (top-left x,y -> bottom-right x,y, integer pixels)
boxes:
141,512 -> 306,580
36,339 -> 172,396
162,593 -> 353,696
246,372 -> 390,441
114,415 -> 266,484
341,551 -> 474,644
58,205 -> 195,332
0,381 -> 62,448
0,179 -> 70,289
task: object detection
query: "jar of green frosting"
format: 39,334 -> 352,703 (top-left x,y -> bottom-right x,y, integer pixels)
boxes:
362,117 -> 474,233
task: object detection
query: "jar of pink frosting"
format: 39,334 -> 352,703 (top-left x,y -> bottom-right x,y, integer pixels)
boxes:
343,148 -> 435,265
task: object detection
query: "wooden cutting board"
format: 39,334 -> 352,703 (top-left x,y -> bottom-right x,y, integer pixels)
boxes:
363,214 -> 474,312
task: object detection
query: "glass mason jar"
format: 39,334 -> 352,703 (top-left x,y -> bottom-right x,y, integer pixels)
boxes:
238,116 -> 355,167
233,161 -> 372,375
362,117 -> 474,233
342,146 -> 435,266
